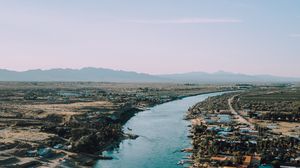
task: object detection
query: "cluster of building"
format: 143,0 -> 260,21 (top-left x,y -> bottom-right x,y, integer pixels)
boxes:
189,108 -> 300,168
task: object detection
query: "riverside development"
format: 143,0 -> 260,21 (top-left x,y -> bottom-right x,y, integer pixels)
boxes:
186,84 -> 300,168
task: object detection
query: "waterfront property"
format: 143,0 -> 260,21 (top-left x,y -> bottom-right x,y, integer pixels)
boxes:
187,91 -> 300,168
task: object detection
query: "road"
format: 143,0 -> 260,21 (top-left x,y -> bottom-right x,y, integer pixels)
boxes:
228,96 -> 255,130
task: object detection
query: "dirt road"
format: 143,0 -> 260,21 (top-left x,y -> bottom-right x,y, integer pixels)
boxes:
228,96 -> 255,130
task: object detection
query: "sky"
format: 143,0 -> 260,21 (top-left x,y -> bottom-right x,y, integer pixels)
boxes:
0,0 -> 300,77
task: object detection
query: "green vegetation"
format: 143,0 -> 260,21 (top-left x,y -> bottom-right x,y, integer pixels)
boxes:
235,86 -> 300,122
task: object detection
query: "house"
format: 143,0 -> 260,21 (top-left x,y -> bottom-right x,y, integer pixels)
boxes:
239,127 -> 252,133
203,118 -> 217,124
243,156 -> 252,167
248,130 -> 259,135
217,131 -> 232,137
217,114 -> 232,124
211,156 -> 228,162
219,110 -> 232,115
221,126 -> 232,132
241,155 -> 261,168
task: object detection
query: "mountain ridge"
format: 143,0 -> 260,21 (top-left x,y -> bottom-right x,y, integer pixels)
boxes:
0,68 -> 299,83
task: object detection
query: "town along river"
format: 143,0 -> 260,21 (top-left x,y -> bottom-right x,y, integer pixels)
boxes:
94,92 -> 226,168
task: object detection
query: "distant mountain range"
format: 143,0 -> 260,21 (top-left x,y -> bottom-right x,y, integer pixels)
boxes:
0,68 -> 299,83
158,71 -> 300,83
0,68 -> 166,83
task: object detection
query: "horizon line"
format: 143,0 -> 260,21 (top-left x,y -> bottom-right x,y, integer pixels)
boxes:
0,67 -> 299,79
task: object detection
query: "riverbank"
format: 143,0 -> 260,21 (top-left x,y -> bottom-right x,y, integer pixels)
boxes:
0,82 -> 236,167
95,92 -> 228,168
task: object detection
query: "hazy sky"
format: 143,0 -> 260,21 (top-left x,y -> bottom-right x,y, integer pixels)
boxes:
0,0 -> 300,77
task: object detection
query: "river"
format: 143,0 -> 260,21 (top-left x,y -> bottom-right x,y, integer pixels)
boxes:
94,92 -> 226,168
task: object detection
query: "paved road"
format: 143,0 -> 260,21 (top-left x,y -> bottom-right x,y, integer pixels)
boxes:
228,96 -> 255,130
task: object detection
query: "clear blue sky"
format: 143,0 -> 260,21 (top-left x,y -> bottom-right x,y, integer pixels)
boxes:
0,0 -> 299,77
